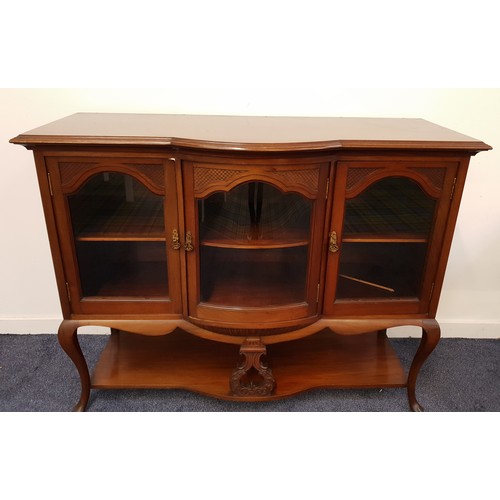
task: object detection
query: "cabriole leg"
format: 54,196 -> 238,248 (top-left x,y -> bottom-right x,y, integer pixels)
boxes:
407,319 -> 441,412
57,320 -> 90,412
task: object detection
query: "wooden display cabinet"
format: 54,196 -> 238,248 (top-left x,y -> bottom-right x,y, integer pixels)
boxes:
11,114 -> 491,411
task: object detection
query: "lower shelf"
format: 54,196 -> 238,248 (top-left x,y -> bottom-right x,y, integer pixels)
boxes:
91,329 -> 407,400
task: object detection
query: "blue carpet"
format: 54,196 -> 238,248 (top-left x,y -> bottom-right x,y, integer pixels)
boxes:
0,334 -> 498,411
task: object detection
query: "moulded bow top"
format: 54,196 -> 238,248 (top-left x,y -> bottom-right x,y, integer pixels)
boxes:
10,113 -> 492,153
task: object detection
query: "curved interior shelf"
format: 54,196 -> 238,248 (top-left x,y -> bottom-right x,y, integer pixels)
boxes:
201,239 -> 309,250
199,182 -> 312,251
200,227 -> 309,249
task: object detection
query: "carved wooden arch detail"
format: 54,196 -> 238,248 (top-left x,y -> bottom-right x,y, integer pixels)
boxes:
58,161 -> 166,195
409,167 -> 447,190
345,167 -> 446,199
193,165 -> 320,199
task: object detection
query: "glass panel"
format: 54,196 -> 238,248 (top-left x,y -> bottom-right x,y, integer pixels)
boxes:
337,242 -> 427,299
68,173 -> 168,299
74,241 -> 168,298
200,246 -> 308,307
337,177 -> 436,300
198,182 -> 312,307
342,177 -> 436,238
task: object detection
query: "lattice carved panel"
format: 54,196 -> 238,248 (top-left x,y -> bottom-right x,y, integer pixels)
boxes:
194,166 -> 320,198
409,167 -> 447,191
124,164 -> 165,190
270,168 -> 320,196
346,168 -> 383,191
58,161 -> 165,194
194,167 -> 249,194
59,162 -> 99,188
346,166 -> 448,195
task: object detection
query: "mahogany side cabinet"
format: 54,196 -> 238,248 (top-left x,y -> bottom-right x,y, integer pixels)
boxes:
11,114 -> 491,411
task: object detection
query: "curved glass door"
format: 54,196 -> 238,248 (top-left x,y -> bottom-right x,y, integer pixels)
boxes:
336,177 -> 436,300
68,173 -> 168,299
198,182 -> 312,307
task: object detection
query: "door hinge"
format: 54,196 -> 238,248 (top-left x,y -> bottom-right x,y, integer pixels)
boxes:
429,282 -> 435,301
65,282 -> 71,303
325,178 -> 330,200
47,172 -> 54,196
450,177 -> 457,200
316,283 -> 321,303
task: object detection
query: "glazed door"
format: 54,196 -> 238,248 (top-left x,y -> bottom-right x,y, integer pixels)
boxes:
46,156 -> 182,315
324,159 -> 459,316
183,159 -> 329,326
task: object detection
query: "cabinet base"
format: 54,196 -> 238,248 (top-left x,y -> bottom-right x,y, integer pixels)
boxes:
91,329 -> 406,402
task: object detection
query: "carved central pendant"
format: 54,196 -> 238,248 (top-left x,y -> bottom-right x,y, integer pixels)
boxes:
230,338 -> 276,397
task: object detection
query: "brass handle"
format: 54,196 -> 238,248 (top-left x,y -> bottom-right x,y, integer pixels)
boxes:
329,231 -> 339,253
172,229 -> 181,250
184,231 -> 194,252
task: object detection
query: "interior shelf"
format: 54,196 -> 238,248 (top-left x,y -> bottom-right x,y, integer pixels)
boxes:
199,183 -> 312,250
73,209 -> 165,242
200,227 -> 309,249
342,233 -> 428,244
76,233 -> 165,242
91,329 -> 407,399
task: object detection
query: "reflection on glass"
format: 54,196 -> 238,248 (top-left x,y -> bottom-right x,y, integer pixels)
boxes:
68,173 -> 168,299
198,182 -> 312,307
337,177 -> 436,300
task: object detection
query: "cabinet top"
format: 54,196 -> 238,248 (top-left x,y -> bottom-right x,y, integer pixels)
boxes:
10,113 -> 491,153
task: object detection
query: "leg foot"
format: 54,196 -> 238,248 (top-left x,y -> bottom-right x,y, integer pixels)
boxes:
58,320 -> 90,412
230,338 -> 276,397
407,319 -> 440,412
